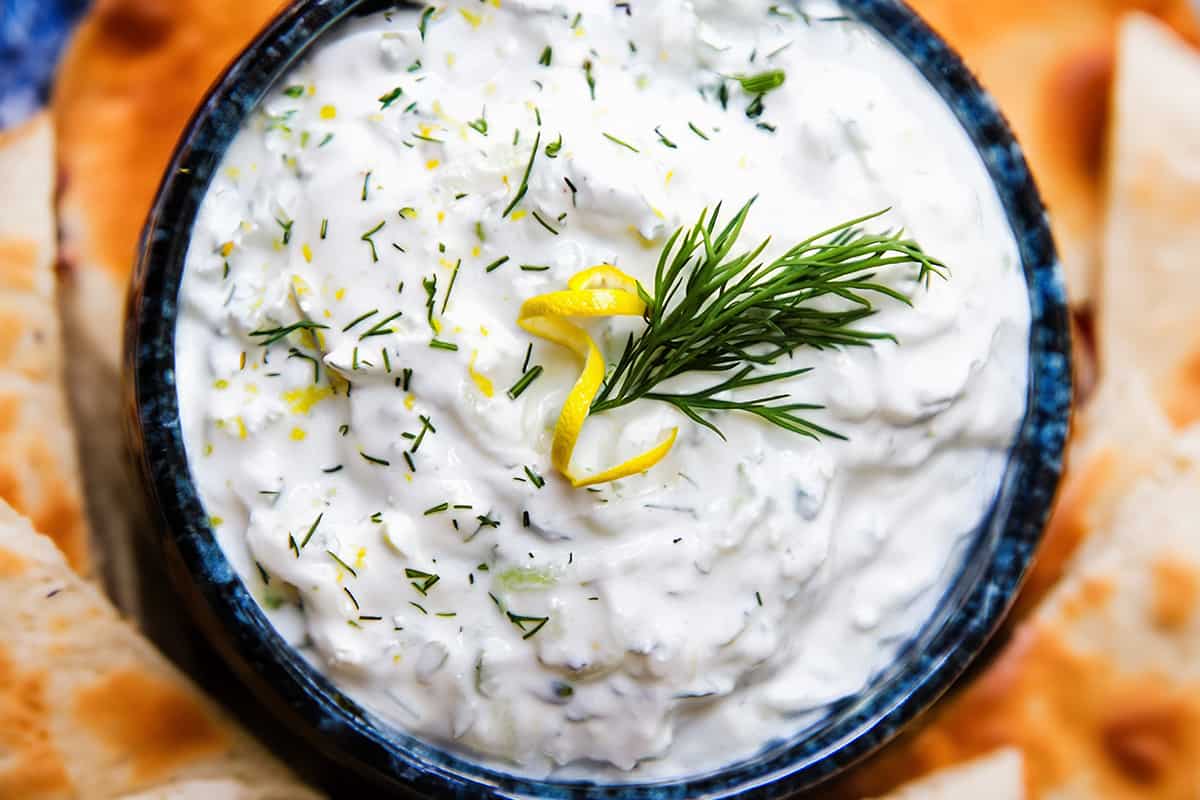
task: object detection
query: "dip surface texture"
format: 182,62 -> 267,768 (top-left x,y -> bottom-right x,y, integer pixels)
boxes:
176,0 -> 1030,780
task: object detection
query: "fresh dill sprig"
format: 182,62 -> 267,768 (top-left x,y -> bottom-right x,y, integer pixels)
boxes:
588,198 -> 946,440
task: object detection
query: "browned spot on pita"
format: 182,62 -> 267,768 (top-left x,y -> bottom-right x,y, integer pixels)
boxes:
1059,575 -> 1116,623
94,0 -> 174,51
1150,559 -> 1200,631
833,623 -> 1200,799
1040,42 -> 1114,185
1102,690 -> 1192,785
0,238 -> 39,293
1162,343 -> 1200,429
74,668 -> 230,782
0,646 -> 74,798
0,545 -> 26,577
1014,448 -> 1117,619
0,309 -> 23,367
0,393 -> 19,436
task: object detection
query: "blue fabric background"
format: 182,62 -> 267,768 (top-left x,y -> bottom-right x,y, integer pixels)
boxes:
0,0 -> 90,129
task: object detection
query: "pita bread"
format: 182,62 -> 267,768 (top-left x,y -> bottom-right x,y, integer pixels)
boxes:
0,115 -> 91,575
54,0 -> 286,369
1098,14 -> 1200,429
905,0 -> 1198,306
872,749 -> 1025,800
0,499 -> 321,800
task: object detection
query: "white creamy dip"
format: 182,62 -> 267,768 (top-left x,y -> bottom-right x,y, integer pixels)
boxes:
176,0 -> 1030,781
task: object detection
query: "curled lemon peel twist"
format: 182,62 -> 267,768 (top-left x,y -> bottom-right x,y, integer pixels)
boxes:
517,265 -> 678,488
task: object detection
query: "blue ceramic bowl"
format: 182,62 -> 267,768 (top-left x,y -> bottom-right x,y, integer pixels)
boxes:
125,1 -> 1072,796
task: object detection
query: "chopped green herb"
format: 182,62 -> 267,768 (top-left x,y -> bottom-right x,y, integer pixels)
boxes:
429,339 -> 459,351
507,365 -> 543,399
379,86 -> 404,108
283,85 -> 305,98
529,211 -> 559,235
654,126 -> 677,148
441,259 -> 461,314
502,129 -> 541,218
602,132 -> 639,152
359,451 -> 391,467
248,320 -> 329,347
300,513 -> 324,548
736,69 -> 786,95
688,121 -> 710,140
485,256 -> 510,273
327,550 -> 358,577
538,46 -> 552,66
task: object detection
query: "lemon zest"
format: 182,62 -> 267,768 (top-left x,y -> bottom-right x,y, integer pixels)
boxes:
517,265 -> 677,487
468,350 -> 495,398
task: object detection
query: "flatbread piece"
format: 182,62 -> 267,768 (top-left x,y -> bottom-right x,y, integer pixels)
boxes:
0,114 -> 91,575
0,499 -> 321,800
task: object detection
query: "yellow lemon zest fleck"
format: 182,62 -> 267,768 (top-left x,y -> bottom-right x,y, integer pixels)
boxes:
437,211 -> 446,224
290,427 -> 307,441
468,350 -> 495,398
627,225 -> 658,250
517,265 -> 678,487
652,207 -> 666,220
272,240 -> 283,252
214,379 -> 229,390
245,383 -> 259,395
307,85 -> 316,96
335,288 -> 346,301
203,443 -> 214,457
432,100 -> 445,118
453,325 -> 464,333
405,473 -> 413,483
354,547 -> 367,569
225,166 -> 241,179
420,123 -> 435,137
393,654 -> 402,663
400,207 -> 419,219
511,210 -> 527,221
323,309 -> 332,319
284,385 -> 334,414
210,516 -> 224,527
431,318 -> 442,334
485,82 -> 497,96
575,27 -> 585,37
439,257 -> 456,270
489,0 -> 500,6
459,7 -> 482,26
471,245 -> 481,258
291,274 -> 312,296
214,419 -> 226,428
480,325 -> 489,336
665,170 -> 675,185
501,175 -> 510,188
404,394 -> 416,411
220,241 -> 235,257
738,155 -> 748,169
302,243 -> 314,263
426,159 -> 441,170
320,104 -> 337,119
236,417 -> 249,440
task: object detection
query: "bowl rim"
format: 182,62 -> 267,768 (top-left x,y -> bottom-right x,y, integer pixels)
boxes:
124,1 -> 1072,796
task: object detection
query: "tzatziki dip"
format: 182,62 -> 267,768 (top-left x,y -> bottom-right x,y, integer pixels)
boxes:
176,0 -> 1030,781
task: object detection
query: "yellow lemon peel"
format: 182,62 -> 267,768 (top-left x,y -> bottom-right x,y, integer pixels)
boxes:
517,265 -> 677,488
